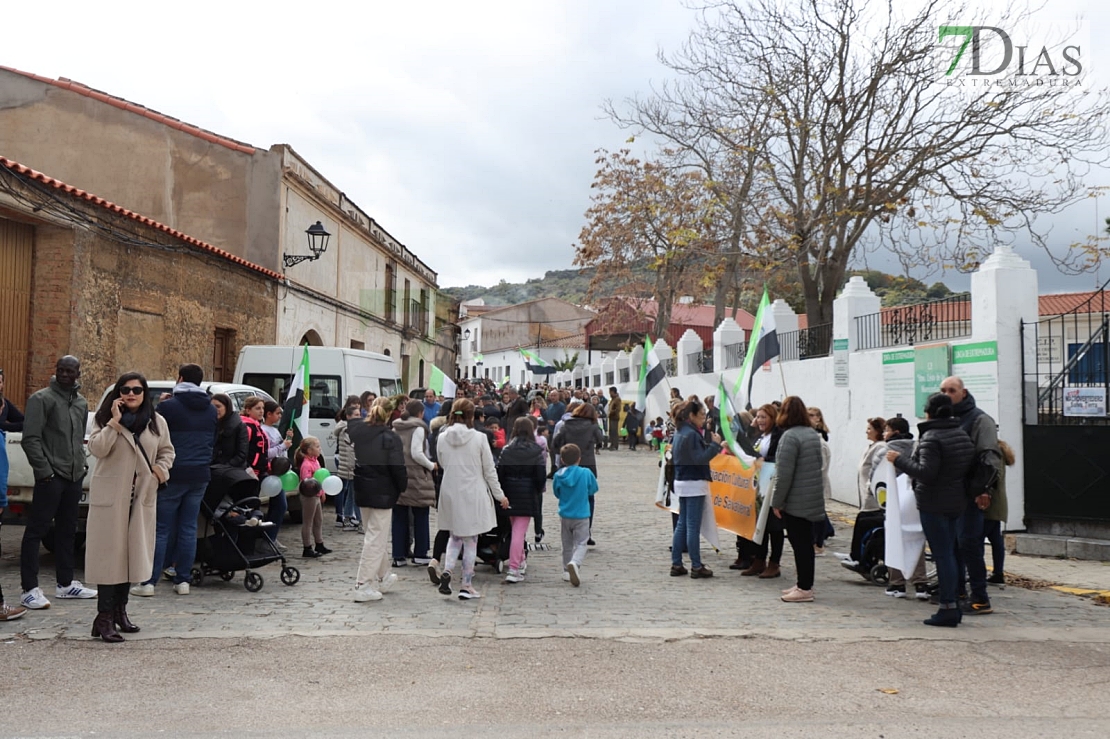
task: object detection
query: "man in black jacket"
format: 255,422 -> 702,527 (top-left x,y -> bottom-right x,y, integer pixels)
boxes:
19,356 -> 93,610
501,387 -> 528,437
942,375 -> 1002,616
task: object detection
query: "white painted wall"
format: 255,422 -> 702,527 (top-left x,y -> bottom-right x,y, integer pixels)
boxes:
573,246 -> 1034,531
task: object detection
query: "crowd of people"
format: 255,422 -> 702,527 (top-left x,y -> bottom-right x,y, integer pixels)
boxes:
661,375 -> 1009,626
0,357 -> 1009,633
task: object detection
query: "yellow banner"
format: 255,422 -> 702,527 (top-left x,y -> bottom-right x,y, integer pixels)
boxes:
709,453 -> 757,540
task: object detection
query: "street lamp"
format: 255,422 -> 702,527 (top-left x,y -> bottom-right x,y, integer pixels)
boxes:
283,221 -> 331,269
464,328 -> 472,340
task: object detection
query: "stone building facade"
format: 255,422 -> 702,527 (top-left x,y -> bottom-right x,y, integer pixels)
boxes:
0,157 -> 278,403
0,66 -> 449,391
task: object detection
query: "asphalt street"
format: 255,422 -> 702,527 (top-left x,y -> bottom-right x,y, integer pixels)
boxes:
2,445 -> 1109,737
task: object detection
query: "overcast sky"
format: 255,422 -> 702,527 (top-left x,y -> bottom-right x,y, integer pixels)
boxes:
4,0 -> 1110,294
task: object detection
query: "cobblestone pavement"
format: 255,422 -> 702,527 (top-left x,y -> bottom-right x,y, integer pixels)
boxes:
3,447 -> 1109,643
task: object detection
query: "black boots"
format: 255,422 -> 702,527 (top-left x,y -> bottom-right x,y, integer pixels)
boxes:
113,606 -> 140,633
91,612 -> 124,643
923,605 -> 963,628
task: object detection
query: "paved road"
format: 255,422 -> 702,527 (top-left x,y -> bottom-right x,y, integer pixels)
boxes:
3,447 -> 1110,737
3,447 -> 1108,644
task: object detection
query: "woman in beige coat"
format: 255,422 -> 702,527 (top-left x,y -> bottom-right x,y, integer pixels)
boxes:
86,373 -> 174,642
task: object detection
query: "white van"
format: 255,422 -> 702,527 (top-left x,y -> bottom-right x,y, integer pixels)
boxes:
233,346 -> 403,467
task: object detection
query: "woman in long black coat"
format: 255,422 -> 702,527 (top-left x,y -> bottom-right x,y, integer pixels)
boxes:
497,417 -> 547,583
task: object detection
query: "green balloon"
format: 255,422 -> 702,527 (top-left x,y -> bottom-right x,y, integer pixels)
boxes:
280,470 -> 300,491
313,467 -> 331,482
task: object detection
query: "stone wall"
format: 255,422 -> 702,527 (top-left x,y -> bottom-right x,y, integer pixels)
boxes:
26,219 -> 277,401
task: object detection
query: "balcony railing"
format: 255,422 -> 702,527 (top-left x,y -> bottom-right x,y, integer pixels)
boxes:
723,342 -> 746,369
779,323 -> 833,361
686,349 -> 713,374
855,293 -> 971,350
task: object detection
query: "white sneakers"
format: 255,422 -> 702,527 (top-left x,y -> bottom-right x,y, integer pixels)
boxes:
20,587 -> 50,610
173,582 -> 190,595
130,583 -> 155,597
567,562 -> 581,587
55,581 -> 97,599
505,570 -> 525,583
353,582 -> 383,602
377,573 -> 398,594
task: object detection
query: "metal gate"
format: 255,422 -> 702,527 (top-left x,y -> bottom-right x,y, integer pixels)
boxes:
1021,283 -> 1110,525
0,217 -> 33,403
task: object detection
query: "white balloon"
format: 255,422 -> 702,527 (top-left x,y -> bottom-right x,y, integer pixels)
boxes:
321,475 -> 344,496
260,475 -> 283,498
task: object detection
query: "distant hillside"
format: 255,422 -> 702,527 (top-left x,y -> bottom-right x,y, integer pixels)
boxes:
442,267 -> 956,311
442,265 -> 654,307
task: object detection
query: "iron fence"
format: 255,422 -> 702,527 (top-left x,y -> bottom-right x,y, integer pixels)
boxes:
661,357 -> 678,377
686,348 -> 713,374
723,342 -> 746,369
605,371 -> 615,385
618,367 -> 630,383
856,293 -> 971,350
778,323 -> 833,361
1022,284 -> 1110,426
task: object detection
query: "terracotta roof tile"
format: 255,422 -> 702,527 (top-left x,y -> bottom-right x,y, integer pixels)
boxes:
0,156 -> 282,281
1,66 -> 257,155
1039,290 -> 1110,316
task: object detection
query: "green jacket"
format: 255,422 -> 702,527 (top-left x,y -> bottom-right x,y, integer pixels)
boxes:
21,378 -> 89,482
770,426 -> 827,522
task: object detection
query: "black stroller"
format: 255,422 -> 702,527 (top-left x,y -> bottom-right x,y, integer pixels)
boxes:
475,505 -> 512,573
192,465 -> 300,591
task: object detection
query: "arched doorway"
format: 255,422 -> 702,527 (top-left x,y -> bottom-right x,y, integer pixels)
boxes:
299,330 -> 323,346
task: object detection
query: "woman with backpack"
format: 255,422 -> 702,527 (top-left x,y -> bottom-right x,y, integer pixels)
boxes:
391,400 -> 437,567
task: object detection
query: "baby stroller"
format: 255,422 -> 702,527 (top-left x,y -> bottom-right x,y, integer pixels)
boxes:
476,504 -> 512,573
193,465 -> 300,592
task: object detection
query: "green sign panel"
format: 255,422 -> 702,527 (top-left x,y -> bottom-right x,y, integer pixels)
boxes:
914,344 -> 951,416
953,341 -> 997,364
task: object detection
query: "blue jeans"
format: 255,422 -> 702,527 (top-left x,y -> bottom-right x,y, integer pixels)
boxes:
263,489 -> 287,543
671,495 -> 706,569
146,480 -> 206,585
958,500 -> 988,602
339,479 -> 360,522
920,510 -> 961,606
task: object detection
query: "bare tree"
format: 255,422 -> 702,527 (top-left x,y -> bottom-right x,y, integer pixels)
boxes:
608,0 -> 1110,326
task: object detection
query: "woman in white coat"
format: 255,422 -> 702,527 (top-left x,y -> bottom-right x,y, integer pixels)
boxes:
434,398 -> 509,600
86,373 -> 175,642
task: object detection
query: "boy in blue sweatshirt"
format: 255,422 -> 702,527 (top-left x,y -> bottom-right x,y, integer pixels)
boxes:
552,444 -> 597,587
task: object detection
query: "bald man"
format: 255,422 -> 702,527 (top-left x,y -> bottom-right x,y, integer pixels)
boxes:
939,375 -> 1002,616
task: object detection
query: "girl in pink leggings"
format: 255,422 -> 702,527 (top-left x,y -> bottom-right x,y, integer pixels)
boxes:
496,418 -> 547,583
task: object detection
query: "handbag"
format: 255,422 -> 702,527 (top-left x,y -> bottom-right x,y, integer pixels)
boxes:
133,432 -> 168,491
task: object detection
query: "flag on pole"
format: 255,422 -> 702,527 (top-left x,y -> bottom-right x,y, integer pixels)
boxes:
518,347 -> 550,368
718,378 -> 758,463
428,365 -> 457,399
282,344 -> 311,452
474,352 -> 484,363
732,287 -> 780,410
638,336 -> 666,419
498,375 -> 511,390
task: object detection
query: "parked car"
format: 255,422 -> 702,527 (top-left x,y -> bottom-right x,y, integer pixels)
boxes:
3,381 -> 274,546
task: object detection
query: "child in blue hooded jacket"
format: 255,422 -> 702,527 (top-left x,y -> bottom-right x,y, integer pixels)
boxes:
552,443 -> 597,587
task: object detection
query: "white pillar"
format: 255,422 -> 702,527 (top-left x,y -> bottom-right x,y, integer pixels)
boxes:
714,317 -> 745,373
971,245 -> 1038,531
771,299 -> 799,334
675,329 -> 704,376
833,276 -> 881,351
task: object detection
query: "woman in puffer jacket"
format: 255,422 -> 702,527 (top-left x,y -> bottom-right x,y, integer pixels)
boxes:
552,402 -> 604,543
391,400 -> 437,566
887,392 -> 975,628
769,396 -> 827,603
496,417 -> 547,584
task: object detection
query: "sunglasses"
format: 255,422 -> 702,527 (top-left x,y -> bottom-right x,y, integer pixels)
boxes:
119,386 -> 144,395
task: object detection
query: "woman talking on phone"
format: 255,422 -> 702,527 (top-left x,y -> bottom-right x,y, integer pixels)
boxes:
86,373 -> 175,642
